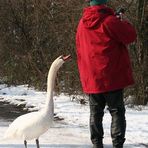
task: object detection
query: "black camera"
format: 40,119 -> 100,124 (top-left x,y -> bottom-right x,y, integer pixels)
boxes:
115,7 -> 126,16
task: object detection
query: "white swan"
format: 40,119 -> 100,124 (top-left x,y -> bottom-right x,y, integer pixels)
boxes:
4,55 -> 71,148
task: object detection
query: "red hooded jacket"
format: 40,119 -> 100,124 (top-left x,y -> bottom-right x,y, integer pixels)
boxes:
76,5 -> 137,94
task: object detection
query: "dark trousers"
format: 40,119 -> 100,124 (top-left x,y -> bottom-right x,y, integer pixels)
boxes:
89,89 -> 126,148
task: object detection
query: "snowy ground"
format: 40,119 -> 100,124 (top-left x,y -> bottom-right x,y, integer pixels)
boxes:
0,85 -> 148,148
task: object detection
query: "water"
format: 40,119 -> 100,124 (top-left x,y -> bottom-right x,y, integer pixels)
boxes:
0,98 -> 30,121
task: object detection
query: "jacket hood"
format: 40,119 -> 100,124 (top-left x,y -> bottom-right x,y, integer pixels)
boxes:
82,5 -> 114,28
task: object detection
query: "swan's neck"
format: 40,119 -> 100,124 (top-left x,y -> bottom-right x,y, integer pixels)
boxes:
44,64 -> 58,116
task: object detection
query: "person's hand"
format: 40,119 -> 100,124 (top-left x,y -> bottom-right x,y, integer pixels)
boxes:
116,13 -> 124,21
115,7 -> 126,21
116,13 -> 129,22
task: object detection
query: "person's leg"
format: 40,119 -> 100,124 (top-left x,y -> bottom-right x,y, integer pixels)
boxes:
89,94 -> 106,148
104,89 -> 126,148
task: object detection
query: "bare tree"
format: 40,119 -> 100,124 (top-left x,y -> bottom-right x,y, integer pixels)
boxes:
0,0 -> 83,93
0,0 -> 147,104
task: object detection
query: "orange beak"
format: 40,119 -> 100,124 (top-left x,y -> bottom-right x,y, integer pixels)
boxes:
63,55 -> 72,61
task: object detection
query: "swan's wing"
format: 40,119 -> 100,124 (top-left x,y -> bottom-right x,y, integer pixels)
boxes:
4,111 -> 43,139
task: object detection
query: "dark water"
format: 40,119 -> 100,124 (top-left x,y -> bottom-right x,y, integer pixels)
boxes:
0,98 -> 30,121
0,98 -> 63,122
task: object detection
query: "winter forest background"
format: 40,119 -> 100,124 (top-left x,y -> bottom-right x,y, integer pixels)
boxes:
0,0 -> 147,105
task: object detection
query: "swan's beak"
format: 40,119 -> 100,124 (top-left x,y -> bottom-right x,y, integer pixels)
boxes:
62,55 -> 71,61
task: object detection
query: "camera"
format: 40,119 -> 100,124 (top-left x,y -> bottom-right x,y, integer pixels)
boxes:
115,7 -> 126,16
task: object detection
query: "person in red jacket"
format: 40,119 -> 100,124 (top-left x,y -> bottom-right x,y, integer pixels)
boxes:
76,0 -> 137,148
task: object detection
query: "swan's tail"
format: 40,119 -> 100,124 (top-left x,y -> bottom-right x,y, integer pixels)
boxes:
0,137 -> 9,142
2,128 -> 16,141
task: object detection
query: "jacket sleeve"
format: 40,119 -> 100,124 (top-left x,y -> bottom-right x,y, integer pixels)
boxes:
103,15 -> 137,45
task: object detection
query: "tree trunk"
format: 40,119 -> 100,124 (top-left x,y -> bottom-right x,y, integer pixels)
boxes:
134,0 -> 148,105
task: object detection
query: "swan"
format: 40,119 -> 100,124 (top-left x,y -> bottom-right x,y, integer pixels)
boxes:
4,55 -> 71,148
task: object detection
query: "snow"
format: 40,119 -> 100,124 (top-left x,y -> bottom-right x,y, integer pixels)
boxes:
0,85 -> 148,148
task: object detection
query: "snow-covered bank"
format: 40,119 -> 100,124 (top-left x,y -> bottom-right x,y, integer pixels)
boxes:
0,85 -> 148,148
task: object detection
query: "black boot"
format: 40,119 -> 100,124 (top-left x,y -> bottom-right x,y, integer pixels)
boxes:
93,144 -> 103,148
